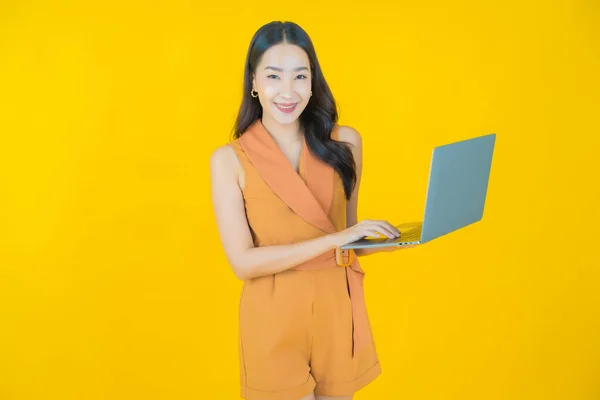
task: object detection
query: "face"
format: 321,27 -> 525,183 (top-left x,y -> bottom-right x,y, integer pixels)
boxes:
252,43 -> 312,125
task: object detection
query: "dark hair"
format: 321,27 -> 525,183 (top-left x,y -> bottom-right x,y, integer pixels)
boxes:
232,21 -> 356,200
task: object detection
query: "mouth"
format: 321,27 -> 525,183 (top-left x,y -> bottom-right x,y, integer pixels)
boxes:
275,102 -> 298,114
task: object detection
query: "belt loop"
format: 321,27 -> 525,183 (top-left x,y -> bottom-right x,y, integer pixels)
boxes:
335,247 -> 354,267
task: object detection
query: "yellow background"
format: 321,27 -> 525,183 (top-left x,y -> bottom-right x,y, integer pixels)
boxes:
1,1 -> 599,399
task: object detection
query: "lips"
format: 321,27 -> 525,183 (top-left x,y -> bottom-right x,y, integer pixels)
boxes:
275,103 -> 298,114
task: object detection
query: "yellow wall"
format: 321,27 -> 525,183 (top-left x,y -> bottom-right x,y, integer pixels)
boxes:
1,1 -> 598,399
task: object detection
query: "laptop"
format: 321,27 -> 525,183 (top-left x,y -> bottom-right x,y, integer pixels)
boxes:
340,133 -> 496,249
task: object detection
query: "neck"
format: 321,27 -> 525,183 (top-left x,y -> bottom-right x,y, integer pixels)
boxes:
261,114 -> 303,145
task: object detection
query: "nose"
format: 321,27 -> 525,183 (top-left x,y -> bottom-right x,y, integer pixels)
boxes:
280,78 -> 293,98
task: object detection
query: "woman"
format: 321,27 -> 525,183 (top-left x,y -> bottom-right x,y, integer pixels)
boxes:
210,21 -> 415,400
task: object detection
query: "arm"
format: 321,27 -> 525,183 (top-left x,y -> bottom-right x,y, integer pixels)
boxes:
209,145 -> 343,281
338,126 -> 399,257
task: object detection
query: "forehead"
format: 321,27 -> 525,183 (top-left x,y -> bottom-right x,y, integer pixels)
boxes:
258,44 -> 309,69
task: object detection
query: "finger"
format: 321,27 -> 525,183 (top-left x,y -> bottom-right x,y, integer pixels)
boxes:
362,228 -> 385,238
360,220 -> 398,238
372,223 -> 399,238
383,221 -> 401,235
374,225 -> 397,239
361,221 -> 392,237
371,220 -> 400,237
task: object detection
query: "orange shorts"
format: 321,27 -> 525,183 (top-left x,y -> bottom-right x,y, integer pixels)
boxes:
238,266 -> 381,400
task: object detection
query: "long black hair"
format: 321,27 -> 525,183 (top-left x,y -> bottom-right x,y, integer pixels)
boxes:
232,21 -> 357,200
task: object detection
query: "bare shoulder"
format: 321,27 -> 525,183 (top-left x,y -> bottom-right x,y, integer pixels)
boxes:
336,125 -> 362,149
209,142 -> 241,176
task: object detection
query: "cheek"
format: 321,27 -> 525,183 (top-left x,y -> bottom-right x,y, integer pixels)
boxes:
258,80 -> 278,100
296,80 -> 312,97
261,85 -> 279,99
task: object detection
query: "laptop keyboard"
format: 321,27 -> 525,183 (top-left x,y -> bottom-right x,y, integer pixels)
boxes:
364,226 -> 422,244
397,226 -> 422,242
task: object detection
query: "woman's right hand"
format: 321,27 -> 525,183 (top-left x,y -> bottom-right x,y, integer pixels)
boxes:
331,219 -> 401,247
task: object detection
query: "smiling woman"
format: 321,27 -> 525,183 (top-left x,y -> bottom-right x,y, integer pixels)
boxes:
209,20 -> 412,400
260,61 -> 311,115
233,21 -> 357,201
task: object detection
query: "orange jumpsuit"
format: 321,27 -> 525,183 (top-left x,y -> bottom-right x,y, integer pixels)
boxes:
228,119 -> 380,400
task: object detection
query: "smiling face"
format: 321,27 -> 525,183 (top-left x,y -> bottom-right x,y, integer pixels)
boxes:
252,43 -> 312,126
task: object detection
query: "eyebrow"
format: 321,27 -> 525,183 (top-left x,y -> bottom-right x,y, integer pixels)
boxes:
264,66 -> 309,72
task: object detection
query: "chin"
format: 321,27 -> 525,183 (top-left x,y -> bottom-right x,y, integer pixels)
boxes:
272,115 -> 300,125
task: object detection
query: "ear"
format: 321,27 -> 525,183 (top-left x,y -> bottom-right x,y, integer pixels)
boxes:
251,76 -> 256,90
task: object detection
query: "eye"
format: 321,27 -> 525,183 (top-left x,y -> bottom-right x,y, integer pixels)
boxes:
296,75 -> 307,79
267,75 -> 279,79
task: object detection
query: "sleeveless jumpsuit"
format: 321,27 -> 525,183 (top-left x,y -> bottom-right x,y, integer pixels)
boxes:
228,119 -> 381,400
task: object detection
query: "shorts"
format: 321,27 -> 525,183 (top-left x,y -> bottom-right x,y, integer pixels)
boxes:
238,266 -> 381,400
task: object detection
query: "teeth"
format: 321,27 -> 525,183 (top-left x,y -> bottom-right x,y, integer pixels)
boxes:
277,104 -> 295,109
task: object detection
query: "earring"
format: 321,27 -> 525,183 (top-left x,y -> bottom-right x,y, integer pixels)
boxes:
251,89 -> 258,98
310,91 -> 313,97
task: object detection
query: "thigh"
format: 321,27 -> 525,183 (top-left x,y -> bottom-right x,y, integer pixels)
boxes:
239,272 -> 316,399
310,268 -> 381,396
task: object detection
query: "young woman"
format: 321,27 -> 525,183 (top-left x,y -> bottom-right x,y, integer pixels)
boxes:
210,21 -> 415,400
